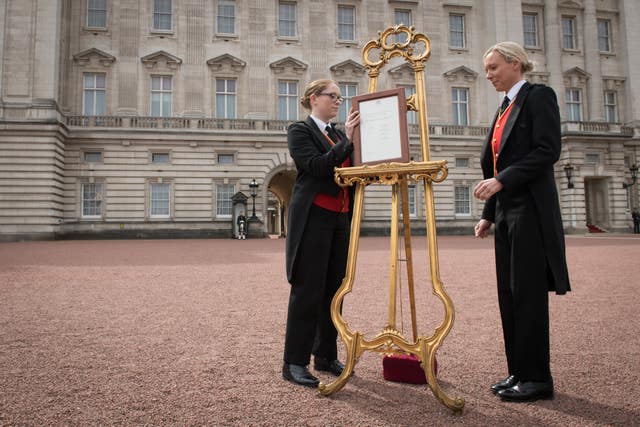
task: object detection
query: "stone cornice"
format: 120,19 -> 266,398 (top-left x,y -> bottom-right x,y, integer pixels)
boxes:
329,59 -> 365,77
443,65 -> 478,82
269,57 -> 307,75
141,50 -> 182,70
73,48 -> 116,67
206,54 -> 247,72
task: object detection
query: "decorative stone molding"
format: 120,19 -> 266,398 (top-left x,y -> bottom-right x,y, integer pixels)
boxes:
73,48 -> 116,67
443,66 -> 478,83
269,57 -> 308,75
563,66 -> 591,87
602,76 -> 625,91
206,54 -> 247,72
527,71 -> 551,84
141,50 -> 182,70
559,0 -> 583,9
388,63 -> 414,80
330,59 -> 366,77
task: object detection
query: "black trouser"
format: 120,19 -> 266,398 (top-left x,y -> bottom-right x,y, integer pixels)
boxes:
494,190 -> 552,382
283,205 -> 350,366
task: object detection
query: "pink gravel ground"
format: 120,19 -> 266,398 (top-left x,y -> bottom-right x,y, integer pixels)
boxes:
0,235 -> 639,426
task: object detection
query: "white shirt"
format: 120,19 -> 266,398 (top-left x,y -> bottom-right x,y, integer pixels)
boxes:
505,79 -> 527,104
310,114 -> 331,135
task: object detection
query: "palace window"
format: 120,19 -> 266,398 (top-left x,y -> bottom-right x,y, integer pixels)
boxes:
87,0 -> 107,28
565,89 -> 582,121
604,91 -> 618,123
278,80 -> 298,121
338,83 -> 357,123
151,76 -> 172,117
217,153 -> 235,164
452,87 -> 469,126
449,14 -> 465,48
217,0 -> 235,34
83,73 -> 106,116
597,19 -> 612,53
392,9 -> 411,44
523,13 -> 539,48
82,183 -> 104,218
84,152 -> 103,163
153,0 -> 172,31
454,185 -> 471,215
562,17 -> 576,50
216,183 -> 235,217
278,1 -> 297,37
455,157 -> 470,168
216,78 -> 237,119
150,183 -> 170,218
151,152 -> 170,164
337,5 -> 355,41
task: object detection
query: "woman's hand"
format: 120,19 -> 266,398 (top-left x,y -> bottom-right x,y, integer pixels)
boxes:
474,219 -> 492,238
473,178 -> 503,201
345,108 -> 360,141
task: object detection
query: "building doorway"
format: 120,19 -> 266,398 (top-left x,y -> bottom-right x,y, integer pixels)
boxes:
584,177 -> 610,230
266,170 -> 296,237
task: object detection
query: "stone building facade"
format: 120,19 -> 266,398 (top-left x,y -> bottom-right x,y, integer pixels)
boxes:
1,0 -> 639,241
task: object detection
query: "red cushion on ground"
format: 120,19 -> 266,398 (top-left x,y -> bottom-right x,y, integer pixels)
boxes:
382,353 -> 437,384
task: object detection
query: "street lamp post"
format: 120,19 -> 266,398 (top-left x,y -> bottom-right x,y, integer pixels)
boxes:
249,178 -> 259,219
563,163 -> 575,189
622,164 -> 638,189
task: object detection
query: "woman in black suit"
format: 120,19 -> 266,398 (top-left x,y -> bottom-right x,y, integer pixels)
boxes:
474,42 -> 570,402
282,79 -> 360,387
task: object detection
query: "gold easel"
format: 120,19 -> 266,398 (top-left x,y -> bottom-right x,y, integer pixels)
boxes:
317,25 -> 465,413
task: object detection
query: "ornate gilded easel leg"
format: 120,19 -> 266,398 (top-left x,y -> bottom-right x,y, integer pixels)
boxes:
318,332 -> 362,395
318,183 -> 366,396
418,341 -> 465,413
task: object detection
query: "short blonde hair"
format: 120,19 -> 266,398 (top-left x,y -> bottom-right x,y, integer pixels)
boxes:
300,79 -> 335,110
483,42 -> 534,73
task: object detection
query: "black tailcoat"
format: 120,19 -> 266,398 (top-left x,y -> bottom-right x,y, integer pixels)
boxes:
480,82 -> 570,295
285,116 -> 354,285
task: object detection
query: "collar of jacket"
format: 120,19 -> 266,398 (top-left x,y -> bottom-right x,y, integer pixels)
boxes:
483,81 -> 532,156
305,115 -> 334,152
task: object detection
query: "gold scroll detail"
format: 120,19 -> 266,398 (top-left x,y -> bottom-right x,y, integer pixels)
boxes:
317,25 -> 465,414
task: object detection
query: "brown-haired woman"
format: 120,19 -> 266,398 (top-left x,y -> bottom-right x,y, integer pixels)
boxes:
283,79 -> 360,387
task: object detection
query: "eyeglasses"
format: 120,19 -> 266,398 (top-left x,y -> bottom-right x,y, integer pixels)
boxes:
318,93 -> 344,103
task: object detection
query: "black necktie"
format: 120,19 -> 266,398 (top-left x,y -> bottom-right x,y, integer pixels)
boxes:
325,125 -> 340,143
499,96 -> 510,114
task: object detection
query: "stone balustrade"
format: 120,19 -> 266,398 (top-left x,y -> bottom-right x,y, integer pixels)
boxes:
63,115 -> 638,138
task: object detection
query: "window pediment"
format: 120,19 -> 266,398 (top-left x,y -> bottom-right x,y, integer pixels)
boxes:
563,66 -> 590,86
330,60 -> 365,77
388,63 -> 414,80
603,76 -> 625,90
73,48 -> 116,67
559,0 -> 583,9
207,54 -> 247,72
443,66 -> 478,83
269,57 -> 308,75
141,50 -> 182,70
527,71 -> 550,84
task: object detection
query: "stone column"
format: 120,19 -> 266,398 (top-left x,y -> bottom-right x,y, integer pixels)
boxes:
583,0 -> 603,121
619,0 -> 640,126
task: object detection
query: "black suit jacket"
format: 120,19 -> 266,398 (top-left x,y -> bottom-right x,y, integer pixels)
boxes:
480,82 -> 571,295
285,116 -> 354,284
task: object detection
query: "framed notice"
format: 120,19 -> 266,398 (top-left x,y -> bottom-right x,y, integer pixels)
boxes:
351,87 -> 410,166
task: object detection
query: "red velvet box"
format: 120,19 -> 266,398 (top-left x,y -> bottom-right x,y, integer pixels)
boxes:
382,353 -> 437,384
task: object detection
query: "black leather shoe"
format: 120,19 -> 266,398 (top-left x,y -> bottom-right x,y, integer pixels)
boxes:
314,357 -> 345,376
498,380 -> 554,402
491,375 -> 518,394
282,363 -> 319,388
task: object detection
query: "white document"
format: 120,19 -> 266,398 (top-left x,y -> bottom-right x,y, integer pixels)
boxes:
358,95 -> 402,163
